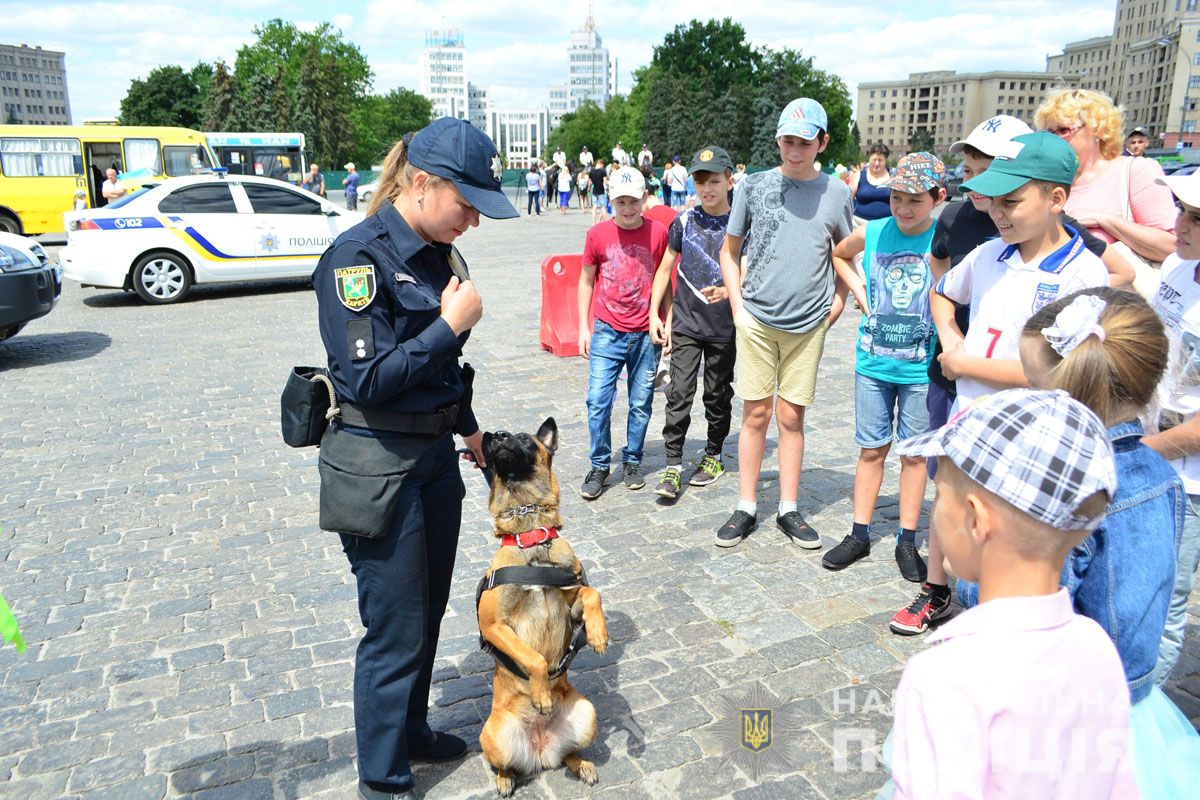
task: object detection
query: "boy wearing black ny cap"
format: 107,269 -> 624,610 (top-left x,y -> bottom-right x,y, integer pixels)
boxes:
648,146 -> 737,499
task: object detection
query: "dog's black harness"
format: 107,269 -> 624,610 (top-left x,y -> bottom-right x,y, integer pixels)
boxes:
475,558 -> 591,682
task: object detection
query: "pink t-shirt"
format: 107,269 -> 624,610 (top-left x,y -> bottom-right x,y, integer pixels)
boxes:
583,218 -> 668,332
890,589 -> 1138,800
1064,155 -> 1175,244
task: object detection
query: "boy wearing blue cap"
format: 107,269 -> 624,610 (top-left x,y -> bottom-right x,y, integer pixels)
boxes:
890,131 -> 1110,636
716,97 -> 854,548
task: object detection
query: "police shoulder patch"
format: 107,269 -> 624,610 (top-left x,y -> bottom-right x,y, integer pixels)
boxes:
334,264 -> 376,311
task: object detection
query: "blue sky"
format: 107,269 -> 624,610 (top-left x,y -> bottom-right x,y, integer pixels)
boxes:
5,0 -> 1117,123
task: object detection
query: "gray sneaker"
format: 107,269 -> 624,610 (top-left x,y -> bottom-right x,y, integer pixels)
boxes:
580,467 -> 610,500
623,463 -> 645,490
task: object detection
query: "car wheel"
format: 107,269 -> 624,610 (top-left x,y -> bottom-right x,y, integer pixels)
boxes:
0,323 -> 24,341
360,190 -> 373,205
132,252 -> 193,304
0,213 -> 20,235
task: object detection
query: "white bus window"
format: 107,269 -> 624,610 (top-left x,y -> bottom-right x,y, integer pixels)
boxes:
0,137 -> 82,177
124,138 -> 162,175
163,145 -> 212,176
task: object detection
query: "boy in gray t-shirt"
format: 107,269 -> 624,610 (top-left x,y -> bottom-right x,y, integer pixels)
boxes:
716,97 -> 854,549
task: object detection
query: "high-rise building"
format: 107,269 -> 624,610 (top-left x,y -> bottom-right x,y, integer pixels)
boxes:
857,70 -> 1078,156
546,85 -> 570,129
1044,1 -> 1200,148
0,43 -> 71,125
567,14 -> 611,111
468,82 -> 492,139
420,29 -> 468,122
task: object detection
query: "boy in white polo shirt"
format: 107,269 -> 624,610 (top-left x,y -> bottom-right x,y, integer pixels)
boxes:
890,131 -> 1109,636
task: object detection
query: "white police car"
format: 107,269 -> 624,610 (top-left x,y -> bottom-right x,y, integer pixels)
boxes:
0,231 -> 60,340
61,172 -> 363,304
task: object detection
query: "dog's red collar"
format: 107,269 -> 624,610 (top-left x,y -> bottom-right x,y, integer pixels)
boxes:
499,527 -> 559,549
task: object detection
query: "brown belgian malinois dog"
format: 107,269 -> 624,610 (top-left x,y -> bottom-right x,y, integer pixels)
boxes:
476,418 -> 609,797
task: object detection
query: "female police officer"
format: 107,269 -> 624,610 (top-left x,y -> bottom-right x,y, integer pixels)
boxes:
312,117 -> 517,800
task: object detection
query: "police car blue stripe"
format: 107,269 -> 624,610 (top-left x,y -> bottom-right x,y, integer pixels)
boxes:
93,217 -> 164,230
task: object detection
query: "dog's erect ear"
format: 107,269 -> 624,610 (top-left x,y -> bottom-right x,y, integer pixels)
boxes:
536,418 -> 558,454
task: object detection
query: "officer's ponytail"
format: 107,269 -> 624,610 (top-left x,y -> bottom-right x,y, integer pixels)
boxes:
366,130 -> 447,217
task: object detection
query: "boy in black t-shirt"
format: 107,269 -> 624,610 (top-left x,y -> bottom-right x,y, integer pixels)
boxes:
648,146 -> 737,500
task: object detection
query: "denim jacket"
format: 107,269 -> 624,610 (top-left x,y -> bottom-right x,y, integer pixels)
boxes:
1063,420 -> 1183,703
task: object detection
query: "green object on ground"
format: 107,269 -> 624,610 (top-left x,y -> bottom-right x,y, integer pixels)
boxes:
0,591 -> 25,653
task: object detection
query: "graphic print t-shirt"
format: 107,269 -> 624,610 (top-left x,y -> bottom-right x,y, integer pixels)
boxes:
856,217 -> 937,383
727,169 -> 853,332
584,219 -> 669,332
1153,255 -> 1200,493
667,207 -> 735,342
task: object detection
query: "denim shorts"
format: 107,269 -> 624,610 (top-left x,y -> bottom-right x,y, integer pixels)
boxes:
854,372 -> 930,448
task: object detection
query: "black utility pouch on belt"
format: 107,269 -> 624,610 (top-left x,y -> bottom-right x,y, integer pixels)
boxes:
318,424 -> 437,538
454,362 -> 476,436
281,366 -> 339,447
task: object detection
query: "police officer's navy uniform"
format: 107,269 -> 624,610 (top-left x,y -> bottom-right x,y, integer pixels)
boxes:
314,199 -> 476,793
313,118 -> 516,800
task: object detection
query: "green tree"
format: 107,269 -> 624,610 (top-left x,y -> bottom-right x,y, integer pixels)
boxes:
119,65 -> 206,127
909,128 -> 935,154
203,61 -> 239,131
546,101 -> 612,164
652,19 -> 760,99
350,88 -> 433,168
233,19 -> 371,98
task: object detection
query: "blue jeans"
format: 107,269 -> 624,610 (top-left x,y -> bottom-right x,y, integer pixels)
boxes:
526,190 -> 540,215
586,320 -> 660,469
853,373 -> 929,448
1157,492 -> 1200,684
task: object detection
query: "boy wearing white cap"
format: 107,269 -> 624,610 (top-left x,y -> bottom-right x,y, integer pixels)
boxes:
716,97 -> 854,548
578,167 -> 669,499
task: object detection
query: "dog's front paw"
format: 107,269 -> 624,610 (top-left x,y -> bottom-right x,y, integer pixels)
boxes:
496,771 -> 515,797
588,622 -> 609,655
530,679 -> 554,716
576,758 -> 598,786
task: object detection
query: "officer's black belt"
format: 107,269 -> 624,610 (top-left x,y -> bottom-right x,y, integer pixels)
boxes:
337,402 -> 459,436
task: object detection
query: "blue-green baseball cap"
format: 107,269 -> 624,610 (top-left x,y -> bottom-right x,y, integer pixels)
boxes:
959,131 -> 1079,197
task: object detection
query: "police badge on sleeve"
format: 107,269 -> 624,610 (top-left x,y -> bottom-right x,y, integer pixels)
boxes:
335,265 -> 376,311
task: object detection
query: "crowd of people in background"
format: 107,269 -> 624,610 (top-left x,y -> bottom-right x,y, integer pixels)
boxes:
567,87 -> 1200,797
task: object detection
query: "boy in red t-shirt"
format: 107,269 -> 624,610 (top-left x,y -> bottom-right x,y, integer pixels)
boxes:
577,167 -> 669,499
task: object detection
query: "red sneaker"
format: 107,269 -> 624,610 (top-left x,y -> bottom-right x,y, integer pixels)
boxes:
889,585 -> 951,635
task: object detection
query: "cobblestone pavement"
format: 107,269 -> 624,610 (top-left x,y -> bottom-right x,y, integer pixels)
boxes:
2,209 -> 1198,800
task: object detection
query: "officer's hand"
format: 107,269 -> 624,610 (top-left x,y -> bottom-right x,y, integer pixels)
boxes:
441,277 -> 483,335
462,429 -> 486,468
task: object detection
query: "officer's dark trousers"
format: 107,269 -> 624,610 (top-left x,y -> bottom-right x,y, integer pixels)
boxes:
662,332 -> 736,464
340,435 -> 462,791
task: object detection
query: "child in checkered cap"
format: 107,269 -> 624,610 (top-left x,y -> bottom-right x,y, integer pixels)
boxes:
1018,287 -> 1199,797
881,389 -> 1136,799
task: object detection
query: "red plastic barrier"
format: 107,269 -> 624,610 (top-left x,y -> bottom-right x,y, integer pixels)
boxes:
540,253 -> 593,357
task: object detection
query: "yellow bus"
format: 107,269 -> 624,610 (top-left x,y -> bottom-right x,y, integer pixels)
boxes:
0,124 -> 215,235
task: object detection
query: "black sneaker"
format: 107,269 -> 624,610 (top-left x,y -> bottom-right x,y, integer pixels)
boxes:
622,463 -> 645,490
822,535 -> 870,570
655,468 -> 682,499
407,731 -> 467,762
776,511 -> 820,549
716,510 -> 756,547
580,467 -> 609,500
358,781 -> 418,800
895,542 -> 927,582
